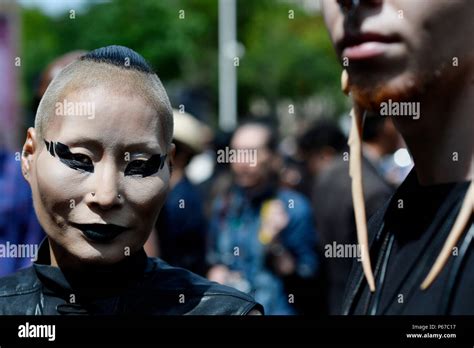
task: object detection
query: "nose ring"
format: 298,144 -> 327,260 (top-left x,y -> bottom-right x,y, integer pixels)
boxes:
90,192 -> 121,199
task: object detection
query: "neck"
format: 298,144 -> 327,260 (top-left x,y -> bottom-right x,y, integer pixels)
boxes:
393,64 -> 474,186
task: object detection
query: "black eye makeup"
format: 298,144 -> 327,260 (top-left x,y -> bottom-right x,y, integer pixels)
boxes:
44,140 -> 167,177
44,140 -> 94,173
124,154 -> 167,177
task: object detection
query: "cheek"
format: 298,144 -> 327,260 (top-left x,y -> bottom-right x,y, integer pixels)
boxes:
400,1 -> 459,57
34,152 -> 86,225
123,176 -> 169,224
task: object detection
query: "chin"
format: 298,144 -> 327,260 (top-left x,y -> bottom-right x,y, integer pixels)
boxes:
71,244 -> 122,265
350,71 -> 424,112
68,236 -> 137,266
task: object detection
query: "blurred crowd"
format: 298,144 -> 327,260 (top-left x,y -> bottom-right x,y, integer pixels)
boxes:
0,51 -> 412,315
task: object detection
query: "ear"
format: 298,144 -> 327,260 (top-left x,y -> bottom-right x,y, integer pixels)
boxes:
21,127 -> 39,183
167,143 -> 176,175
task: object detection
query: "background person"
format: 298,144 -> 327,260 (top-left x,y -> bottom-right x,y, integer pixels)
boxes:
207,119 -> 319,315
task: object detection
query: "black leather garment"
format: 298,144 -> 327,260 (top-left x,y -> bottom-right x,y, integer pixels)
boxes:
0,239 -> 263,315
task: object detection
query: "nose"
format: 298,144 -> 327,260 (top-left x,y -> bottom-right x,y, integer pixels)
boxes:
86,163 -> 123,210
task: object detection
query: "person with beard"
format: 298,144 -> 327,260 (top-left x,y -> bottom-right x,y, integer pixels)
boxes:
322,0 -> 474,314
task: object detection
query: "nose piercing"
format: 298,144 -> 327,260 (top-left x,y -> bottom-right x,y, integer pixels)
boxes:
91,192 -> 121,199
90,192 -> 121,198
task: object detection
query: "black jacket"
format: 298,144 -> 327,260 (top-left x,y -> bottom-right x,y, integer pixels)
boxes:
0,239 -> 263,315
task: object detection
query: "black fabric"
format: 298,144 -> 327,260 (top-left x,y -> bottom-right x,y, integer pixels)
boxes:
0,238 -> 263,315
343,169 -> 473,315
313,155 -> 394,314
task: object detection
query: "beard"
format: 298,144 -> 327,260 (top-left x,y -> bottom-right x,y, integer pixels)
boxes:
349,70 -> 426,113
346,60 -> 452,114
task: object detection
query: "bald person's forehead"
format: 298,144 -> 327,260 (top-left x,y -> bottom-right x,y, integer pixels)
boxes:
231,125 -> 272,149
36,58 -> 174,150
46,86 -> 161,137
55,60 -> 159,97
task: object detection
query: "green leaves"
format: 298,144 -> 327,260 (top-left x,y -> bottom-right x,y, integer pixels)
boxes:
21,0 -> 345,126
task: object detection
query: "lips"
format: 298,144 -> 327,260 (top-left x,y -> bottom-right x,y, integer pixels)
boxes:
71,223 -> 128,243
339,32 -> 401,60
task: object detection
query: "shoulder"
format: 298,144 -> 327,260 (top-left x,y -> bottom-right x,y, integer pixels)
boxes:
143,258 -> 263,315
0,267 -> 41,315
0,267 -> 39,297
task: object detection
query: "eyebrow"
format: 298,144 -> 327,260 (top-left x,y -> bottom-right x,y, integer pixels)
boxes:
62,137 -> 162,154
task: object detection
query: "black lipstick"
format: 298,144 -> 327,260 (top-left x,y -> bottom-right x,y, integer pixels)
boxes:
72,223 -> 128,243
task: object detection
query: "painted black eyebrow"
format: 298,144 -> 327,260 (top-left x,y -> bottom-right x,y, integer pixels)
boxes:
44,140 -> 94,173
44,140 -> 55,156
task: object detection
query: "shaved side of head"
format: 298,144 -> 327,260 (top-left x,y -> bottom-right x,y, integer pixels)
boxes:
34,46 -> 174,150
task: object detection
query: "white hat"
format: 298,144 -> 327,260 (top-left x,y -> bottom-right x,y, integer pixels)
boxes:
172,109 -> 212,153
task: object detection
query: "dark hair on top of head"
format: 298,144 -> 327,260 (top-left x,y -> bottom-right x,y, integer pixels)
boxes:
298,118 -> 347,154
80,45 -> 154,73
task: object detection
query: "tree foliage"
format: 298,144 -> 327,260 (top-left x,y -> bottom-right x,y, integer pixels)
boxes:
20,0 -> 345,126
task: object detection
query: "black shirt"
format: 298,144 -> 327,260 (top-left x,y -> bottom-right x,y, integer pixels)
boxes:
313,156 -> 393,314
343,169 -> 473,315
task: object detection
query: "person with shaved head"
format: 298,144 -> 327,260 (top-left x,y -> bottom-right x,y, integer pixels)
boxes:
0,45 -> 263,315
322,0 -> 473,314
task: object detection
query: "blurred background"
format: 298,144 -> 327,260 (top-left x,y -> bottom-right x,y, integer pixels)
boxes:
3,0 -> 349,148
0,0 -> 412,315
